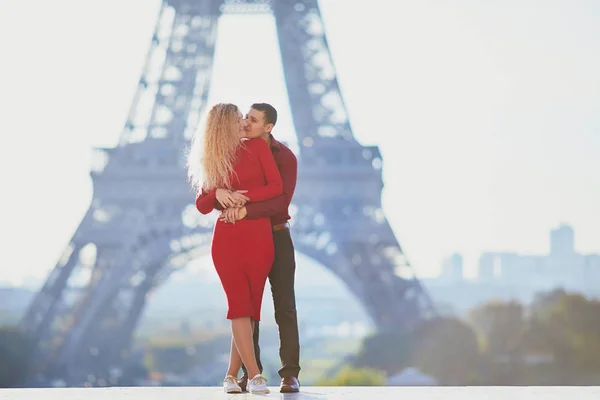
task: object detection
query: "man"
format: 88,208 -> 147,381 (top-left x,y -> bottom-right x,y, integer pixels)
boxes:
207,103 -> 301,393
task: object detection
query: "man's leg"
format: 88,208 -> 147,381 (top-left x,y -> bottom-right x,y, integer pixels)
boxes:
269,229 -> 301,382
253,321 -> 262,373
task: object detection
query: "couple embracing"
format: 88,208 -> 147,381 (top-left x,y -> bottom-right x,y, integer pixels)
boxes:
187,103 -> 301,394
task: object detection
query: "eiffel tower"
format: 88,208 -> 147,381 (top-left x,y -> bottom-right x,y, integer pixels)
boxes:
20,0 -> 435,385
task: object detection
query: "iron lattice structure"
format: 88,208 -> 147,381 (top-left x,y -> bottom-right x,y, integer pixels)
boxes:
20,0 -> 435,385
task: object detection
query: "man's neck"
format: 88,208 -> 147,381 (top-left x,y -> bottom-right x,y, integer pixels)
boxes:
260,133 -> 272,146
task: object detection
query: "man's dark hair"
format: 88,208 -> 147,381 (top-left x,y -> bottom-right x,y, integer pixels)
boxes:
251,103 -> 278,126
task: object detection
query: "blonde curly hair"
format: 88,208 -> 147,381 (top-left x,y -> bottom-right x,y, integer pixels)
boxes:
187,103 -> 242,192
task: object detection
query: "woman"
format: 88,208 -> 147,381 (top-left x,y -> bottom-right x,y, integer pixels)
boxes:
187,103 -> 282,394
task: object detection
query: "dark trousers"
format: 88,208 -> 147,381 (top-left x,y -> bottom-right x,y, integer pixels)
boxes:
242,228 -> 301,379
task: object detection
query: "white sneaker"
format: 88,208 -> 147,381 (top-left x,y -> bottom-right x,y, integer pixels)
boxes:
248,374 -> 270,394
223,375 -> 242,393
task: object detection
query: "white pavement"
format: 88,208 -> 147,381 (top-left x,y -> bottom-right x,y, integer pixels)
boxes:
1,387 -> 599,400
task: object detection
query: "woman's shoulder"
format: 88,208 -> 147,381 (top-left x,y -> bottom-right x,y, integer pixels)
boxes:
243,137 -> 270,151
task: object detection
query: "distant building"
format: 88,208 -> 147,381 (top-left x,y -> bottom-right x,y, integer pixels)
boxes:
440,253 -> 464,283
550,224 -> 575,256
477,253 -> 501,283
477,224 -> 600,294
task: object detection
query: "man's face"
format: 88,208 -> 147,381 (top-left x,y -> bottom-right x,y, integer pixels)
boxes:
244,108 -> 273,139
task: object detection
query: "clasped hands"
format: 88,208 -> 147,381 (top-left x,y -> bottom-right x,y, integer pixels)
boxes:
216,188 -> 249,224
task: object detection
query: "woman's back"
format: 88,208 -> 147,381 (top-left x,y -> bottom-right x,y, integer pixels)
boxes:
195,137 -> 282,215
230,138 -> 272,192
226,137 -> 282,204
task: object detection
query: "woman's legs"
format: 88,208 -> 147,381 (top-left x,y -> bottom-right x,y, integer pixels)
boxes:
227,320 -> 258,378
225,335 -> 243,377
231,317 -> 260,378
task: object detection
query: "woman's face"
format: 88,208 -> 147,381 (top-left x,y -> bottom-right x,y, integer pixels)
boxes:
235,110 -> 248,138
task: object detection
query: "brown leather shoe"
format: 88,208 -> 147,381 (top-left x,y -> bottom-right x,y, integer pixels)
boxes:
280,376 -> 300,393
238,375 -> 248,392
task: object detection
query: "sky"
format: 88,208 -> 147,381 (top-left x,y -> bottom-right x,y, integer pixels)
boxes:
0,0 -> 599,288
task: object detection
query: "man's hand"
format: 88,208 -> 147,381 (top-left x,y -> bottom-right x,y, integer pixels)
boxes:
216,189 -> 249,208
219,206 -> 248,224
230,190 -> 250,207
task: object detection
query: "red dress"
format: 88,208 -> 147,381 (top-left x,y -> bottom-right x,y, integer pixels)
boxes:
196,138 -> 283,321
